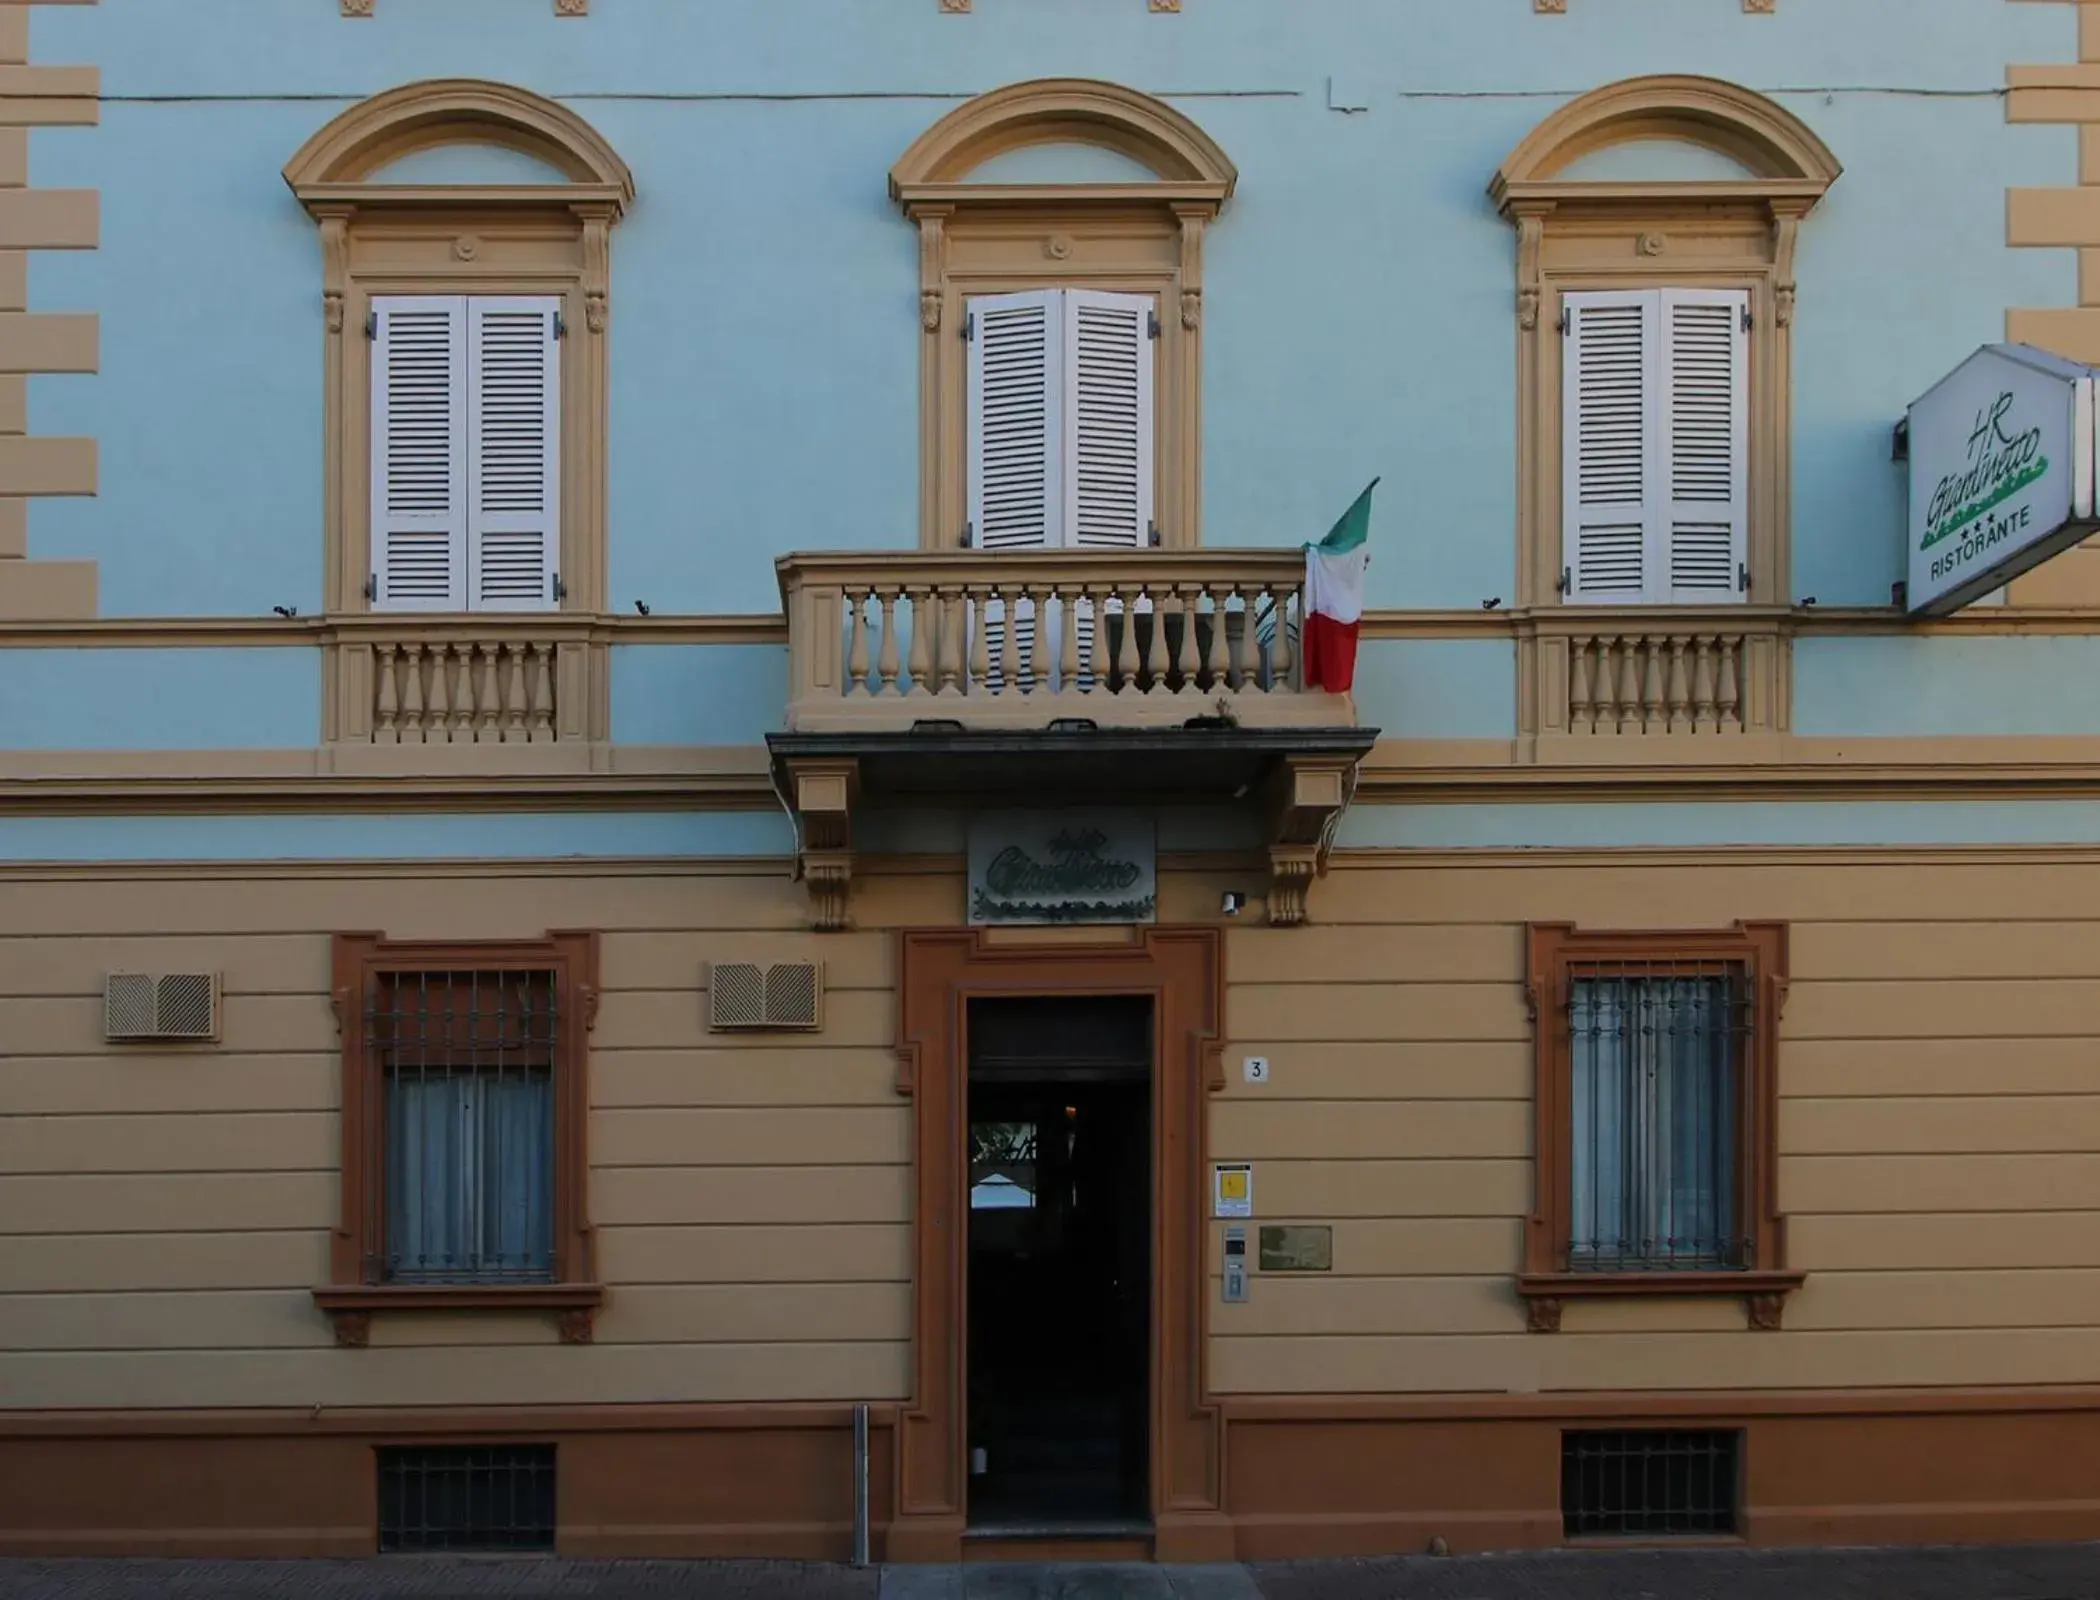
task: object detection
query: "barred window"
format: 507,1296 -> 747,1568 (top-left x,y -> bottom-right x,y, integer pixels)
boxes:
316,932 -> 601,1345
375,970 -> 558,1284
1522,924 -> 1795,1329
1568,967 -> 1748,1272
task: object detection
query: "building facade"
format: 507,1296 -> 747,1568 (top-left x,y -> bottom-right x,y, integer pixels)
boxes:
7,0 -> 2100,1563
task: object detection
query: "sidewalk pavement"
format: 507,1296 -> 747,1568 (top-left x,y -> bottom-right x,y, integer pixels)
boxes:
7,1544 -> 2100,1599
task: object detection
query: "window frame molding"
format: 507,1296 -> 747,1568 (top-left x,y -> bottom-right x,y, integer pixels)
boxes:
284,79 -> 633,619
1521,920 -> 1800,1334
315,929 -> 603,1347
1491,75 -> 1839,614
891,78 -> 1235,551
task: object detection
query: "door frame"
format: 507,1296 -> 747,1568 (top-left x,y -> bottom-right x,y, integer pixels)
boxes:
890,927 -> 1228,1562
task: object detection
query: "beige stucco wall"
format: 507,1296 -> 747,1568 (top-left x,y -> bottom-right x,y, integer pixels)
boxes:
1212,850 -> 2100,1395
5,847 -> 2100,1412
0,860 -> 921,1410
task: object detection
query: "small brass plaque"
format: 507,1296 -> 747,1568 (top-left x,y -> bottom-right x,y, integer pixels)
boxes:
1258,1224 -> 1333,1273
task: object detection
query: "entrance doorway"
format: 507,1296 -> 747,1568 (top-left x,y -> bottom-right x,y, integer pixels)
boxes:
965,995 -> 1152,1529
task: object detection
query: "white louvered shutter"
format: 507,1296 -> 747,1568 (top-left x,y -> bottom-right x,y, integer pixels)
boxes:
1562,290 -> 1655,605
466,297 -> 561,612
968,291 -> 1062,686
968,290 -> 1061,553
1661,288 -> 1748,604
370,296 -> 468,611
1063,289 -> 1154,551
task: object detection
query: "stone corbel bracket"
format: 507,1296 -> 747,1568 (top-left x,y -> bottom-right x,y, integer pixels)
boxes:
1264,754 -> 1357,927
788,758 -> 859,932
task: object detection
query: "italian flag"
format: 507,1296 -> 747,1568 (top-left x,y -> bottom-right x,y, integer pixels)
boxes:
1301,479 -> 1376,693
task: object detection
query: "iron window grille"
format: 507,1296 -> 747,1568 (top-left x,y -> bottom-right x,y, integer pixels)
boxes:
1563,959 -> 1753,1273
377,1444 -> 556,1552
1561,1428 -> 1740,1538
366,969 -> 559,1285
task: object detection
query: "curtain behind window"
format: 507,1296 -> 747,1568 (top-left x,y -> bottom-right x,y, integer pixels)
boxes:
1569,974 -> 1739,1270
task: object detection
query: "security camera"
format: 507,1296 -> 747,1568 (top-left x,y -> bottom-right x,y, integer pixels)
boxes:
1220,891 -> 1247,916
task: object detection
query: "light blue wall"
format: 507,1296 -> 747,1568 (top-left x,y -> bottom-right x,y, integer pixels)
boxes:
17,0 -> 2083,750
1352,639 -> 1516,740
610,644 -> 788,745
0,810 -> 792,862
0,649 -> 318,749
1795,635 -> 2100,737
1340,799 -> 2100,851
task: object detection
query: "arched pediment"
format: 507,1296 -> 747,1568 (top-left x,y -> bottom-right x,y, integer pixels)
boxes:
1491,74 -> 1839,210
283,78 -> 634,210
890,78 -> 1236,202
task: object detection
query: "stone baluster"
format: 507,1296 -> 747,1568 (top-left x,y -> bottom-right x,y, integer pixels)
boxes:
970,587 -> 992,695
1692,637 -> 1718,730
906,585 -> 933,697
1232,586 -> 1259,693
425,643 -> 454,742
529,645 -> 555,739
1632,637 -> 1659,733
1001,586 -> 1021,692
1716,636 -> 1742,729
1203,584 -> 1231,691
476,645 -> 502,741
876,588 -> 901,696
1590,639 -> 1618,731
494,644 -> 522,739
1115,586 -> 1141,690
1271,585 -> 1295,692
399,644 -> 426,742
1143,584 -> 1171,695
1021,583 -> 1048,693
1057,589 -> 1080,695
1175,586 -> 1202,689
1612,638 -> 1639,733
375,646 -> 400,742
845,588 -> 871,697
1085,585 -> 1111,692
938,589 -> 964,696
1665,636 -> 1691,733
451,646 -> 479,740
1569,636 -> 1594,733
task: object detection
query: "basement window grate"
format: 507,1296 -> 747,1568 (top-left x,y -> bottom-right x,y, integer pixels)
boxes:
1561,1429 -> 1739,1538
378,1444 -> 556,1552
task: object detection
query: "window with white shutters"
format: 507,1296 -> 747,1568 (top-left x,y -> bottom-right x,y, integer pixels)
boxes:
1063,290 -> 1154,552
371,295 -> 561,613
966,288 -> 1154,552
966,289 -> 1155,683
968,290 -> 1062,554
1561,288 -> 1747,607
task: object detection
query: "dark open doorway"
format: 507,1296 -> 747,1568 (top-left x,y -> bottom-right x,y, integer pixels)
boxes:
965,994 -> 1152,1530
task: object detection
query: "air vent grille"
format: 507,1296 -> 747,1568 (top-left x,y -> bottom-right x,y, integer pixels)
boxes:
707,961 -> 822,1031
104,973 -> 220,1042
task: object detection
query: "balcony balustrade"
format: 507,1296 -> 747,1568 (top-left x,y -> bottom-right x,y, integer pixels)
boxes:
323,617 -> 603,757
778,549 -> 1357,734
1521,608 -> 1791,756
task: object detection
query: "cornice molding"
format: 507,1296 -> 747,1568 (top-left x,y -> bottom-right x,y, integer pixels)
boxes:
283,77 -> 634,208
343,1 -> 589,16
1490,74 -> 1839,212
4,603 -> 2098,651
1539,0 -> 1775,9
19,735 -> 2100,815
890,77 -> 1236,195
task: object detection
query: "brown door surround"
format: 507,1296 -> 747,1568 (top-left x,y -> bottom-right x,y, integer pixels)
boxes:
892,928 -> 1228,1563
